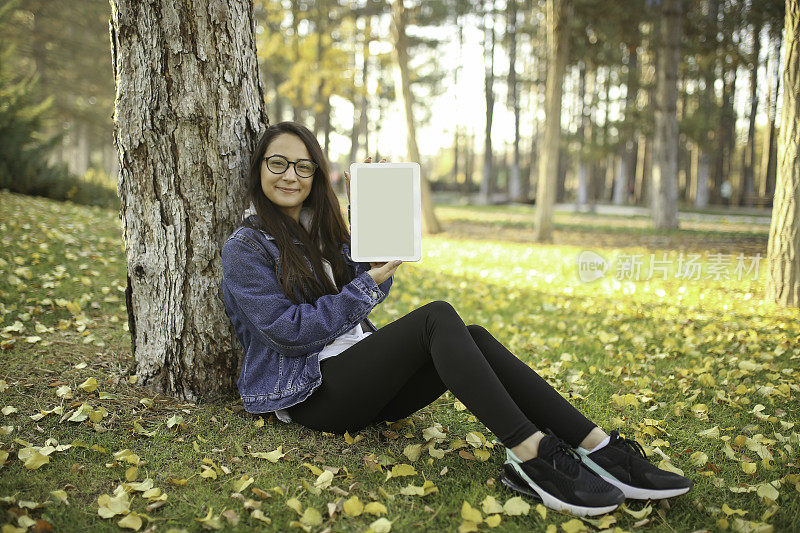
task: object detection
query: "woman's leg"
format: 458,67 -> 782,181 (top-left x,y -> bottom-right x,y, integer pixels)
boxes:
465,325 -> 597,448
360,324 -> 597,448
287,301 -> 632,516
287,300 -> 538,448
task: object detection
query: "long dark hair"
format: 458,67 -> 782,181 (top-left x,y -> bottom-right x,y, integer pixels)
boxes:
242,121 -> 353,304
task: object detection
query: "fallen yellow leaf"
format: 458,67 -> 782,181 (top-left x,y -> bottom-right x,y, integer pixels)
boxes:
79,377 -> 98,393
364,501 -> 387,515
118,511 -> 142,530
481,495 -> 504,514
503,496 -> 530,516
461,501 -> 482,523
367,517 -> 392,533
299,507 -> 322,526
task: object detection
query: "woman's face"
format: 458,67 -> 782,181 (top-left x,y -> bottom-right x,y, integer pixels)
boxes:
260,133 -> 314,221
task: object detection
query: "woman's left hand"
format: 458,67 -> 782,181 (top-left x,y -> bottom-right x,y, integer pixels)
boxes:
344,156 -> 387,204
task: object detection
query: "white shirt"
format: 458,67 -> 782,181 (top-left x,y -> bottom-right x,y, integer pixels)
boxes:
274,206 -> 373,423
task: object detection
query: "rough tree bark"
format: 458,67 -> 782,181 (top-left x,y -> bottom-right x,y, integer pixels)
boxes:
109,0 -> 268,400
533,0 -> 570,242
651,0 -> 681,229
766,0 -> 800,308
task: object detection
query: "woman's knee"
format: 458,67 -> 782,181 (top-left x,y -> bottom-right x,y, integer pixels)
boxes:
466,324 -> 489,339
424,299 -> 458,317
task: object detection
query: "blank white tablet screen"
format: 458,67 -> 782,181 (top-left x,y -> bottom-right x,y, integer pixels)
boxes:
354,166 -> 415,260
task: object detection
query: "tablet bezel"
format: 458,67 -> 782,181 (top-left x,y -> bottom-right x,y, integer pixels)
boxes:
349,162 -> 421,262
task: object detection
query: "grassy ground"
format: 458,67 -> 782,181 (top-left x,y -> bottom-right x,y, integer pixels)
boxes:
0,189 -> 798,533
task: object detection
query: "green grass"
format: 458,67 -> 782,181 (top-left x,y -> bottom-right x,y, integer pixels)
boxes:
1,190 -> 798,532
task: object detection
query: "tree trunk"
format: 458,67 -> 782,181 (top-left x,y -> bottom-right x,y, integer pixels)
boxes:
596,66 -> 612,206
696,149 -> 711,208
714,59 -> 736,206
576,64 -> 590,209
109,0 -> 267,400
290,2 -> 302,122
314,0 -> 325,136
702,0 -> 720,203
766,0 -> 800,308
453,15 -> 464,187
391,0 -> 441,234
71,121 -> 90,178
350,15 -> 372,165
507,0 -> 523,202
614,152 -> 628,205
533,0 -> 570,242
761,31 -> 783,198
527,38 -> 546,203
678,76 -> 690,202
360,17 -> 372,159
651,0 -> 681,229
637,11 -> 658,208
622,43 -> 639,204
349,84 -> 360,168
480,0 -> 496,204
465,131 -> 474,194
742,18 -> 762,206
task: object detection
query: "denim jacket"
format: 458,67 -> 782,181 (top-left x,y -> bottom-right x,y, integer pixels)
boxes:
219,205 -> 393,414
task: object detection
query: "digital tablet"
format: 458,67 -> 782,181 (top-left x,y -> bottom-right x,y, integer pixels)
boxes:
349,162 -> 421,262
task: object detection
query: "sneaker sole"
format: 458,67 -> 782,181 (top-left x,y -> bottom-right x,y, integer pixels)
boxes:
500,464 -> 543,501
577,454 -> 693,500
504,461 -> 621,517
598,475 -> 692,500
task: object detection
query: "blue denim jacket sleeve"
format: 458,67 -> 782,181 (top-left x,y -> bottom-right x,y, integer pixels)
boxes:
221,234 -> 391,357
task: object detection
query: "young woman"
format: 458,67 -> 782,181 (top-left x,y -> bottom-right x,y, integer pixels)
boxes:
220,121 -> 692,518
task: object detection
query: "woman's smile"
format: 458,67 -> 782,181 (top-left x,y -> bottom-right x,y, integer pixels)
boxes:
277,186 -> 299,194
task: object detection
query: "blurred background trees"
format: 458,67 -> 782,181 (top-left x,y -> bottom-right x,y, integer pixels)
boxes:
0,0 -> 117,206
0,0 -> 791,215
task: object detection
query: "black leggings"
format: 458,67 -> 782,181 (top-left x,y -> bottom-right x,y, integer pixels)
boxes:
287,300 -> 596,449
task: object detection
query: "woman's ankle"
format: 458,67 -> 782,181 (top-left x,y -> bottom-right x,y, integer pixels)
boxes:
510,431 -> 545,462
578,426 -> 609,451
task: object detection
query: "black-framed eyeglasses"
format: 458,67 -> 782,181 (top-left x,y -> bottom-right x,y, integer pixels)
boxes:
263,154 -> 317,178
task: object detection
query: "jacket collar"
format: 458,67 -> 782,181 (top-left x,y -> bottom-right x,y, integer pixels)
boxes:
243,205 -> 315,246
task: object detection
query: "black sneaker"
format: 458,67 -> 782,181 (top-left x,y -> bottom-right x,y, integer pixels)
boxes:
504,432 -> 625,517
576,430 -> 693,500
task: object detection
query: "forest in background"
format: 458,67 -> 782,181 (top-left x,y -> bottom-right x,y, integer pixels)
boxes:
0,0 -> 788,210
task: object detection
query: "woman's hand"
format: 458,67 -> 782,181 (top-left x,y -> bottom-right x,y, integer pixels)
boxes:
367,260 -> 402,285
344,156 -> 387,204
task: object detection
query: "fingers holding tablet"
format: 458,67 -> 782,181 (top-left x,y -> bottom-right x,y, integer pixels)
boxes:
345,157 -> 386,203
367,260 -> 403,285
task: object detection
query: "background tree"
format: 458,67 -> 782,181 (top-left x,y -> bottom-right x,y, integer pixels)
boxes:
506,0 -> 523,203
766,0 -> 799,308
0,2 -> 66,195
3,0 -> 115,179
651,0 -> 681,229
759,1 -> 786,201
533,0 -> 570,242
479,0 -> 497,204
390,0 -> 444,234
109,0 -> 268,400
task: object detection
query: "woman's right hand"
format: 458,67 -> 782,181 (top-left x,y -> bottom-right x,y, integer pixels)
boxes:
368,260 -> 403,285
344,155 -> 386,204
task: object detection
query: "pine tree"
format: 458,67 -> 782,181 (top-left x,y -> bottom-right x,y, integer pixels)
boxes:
0,0 -> 73,199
